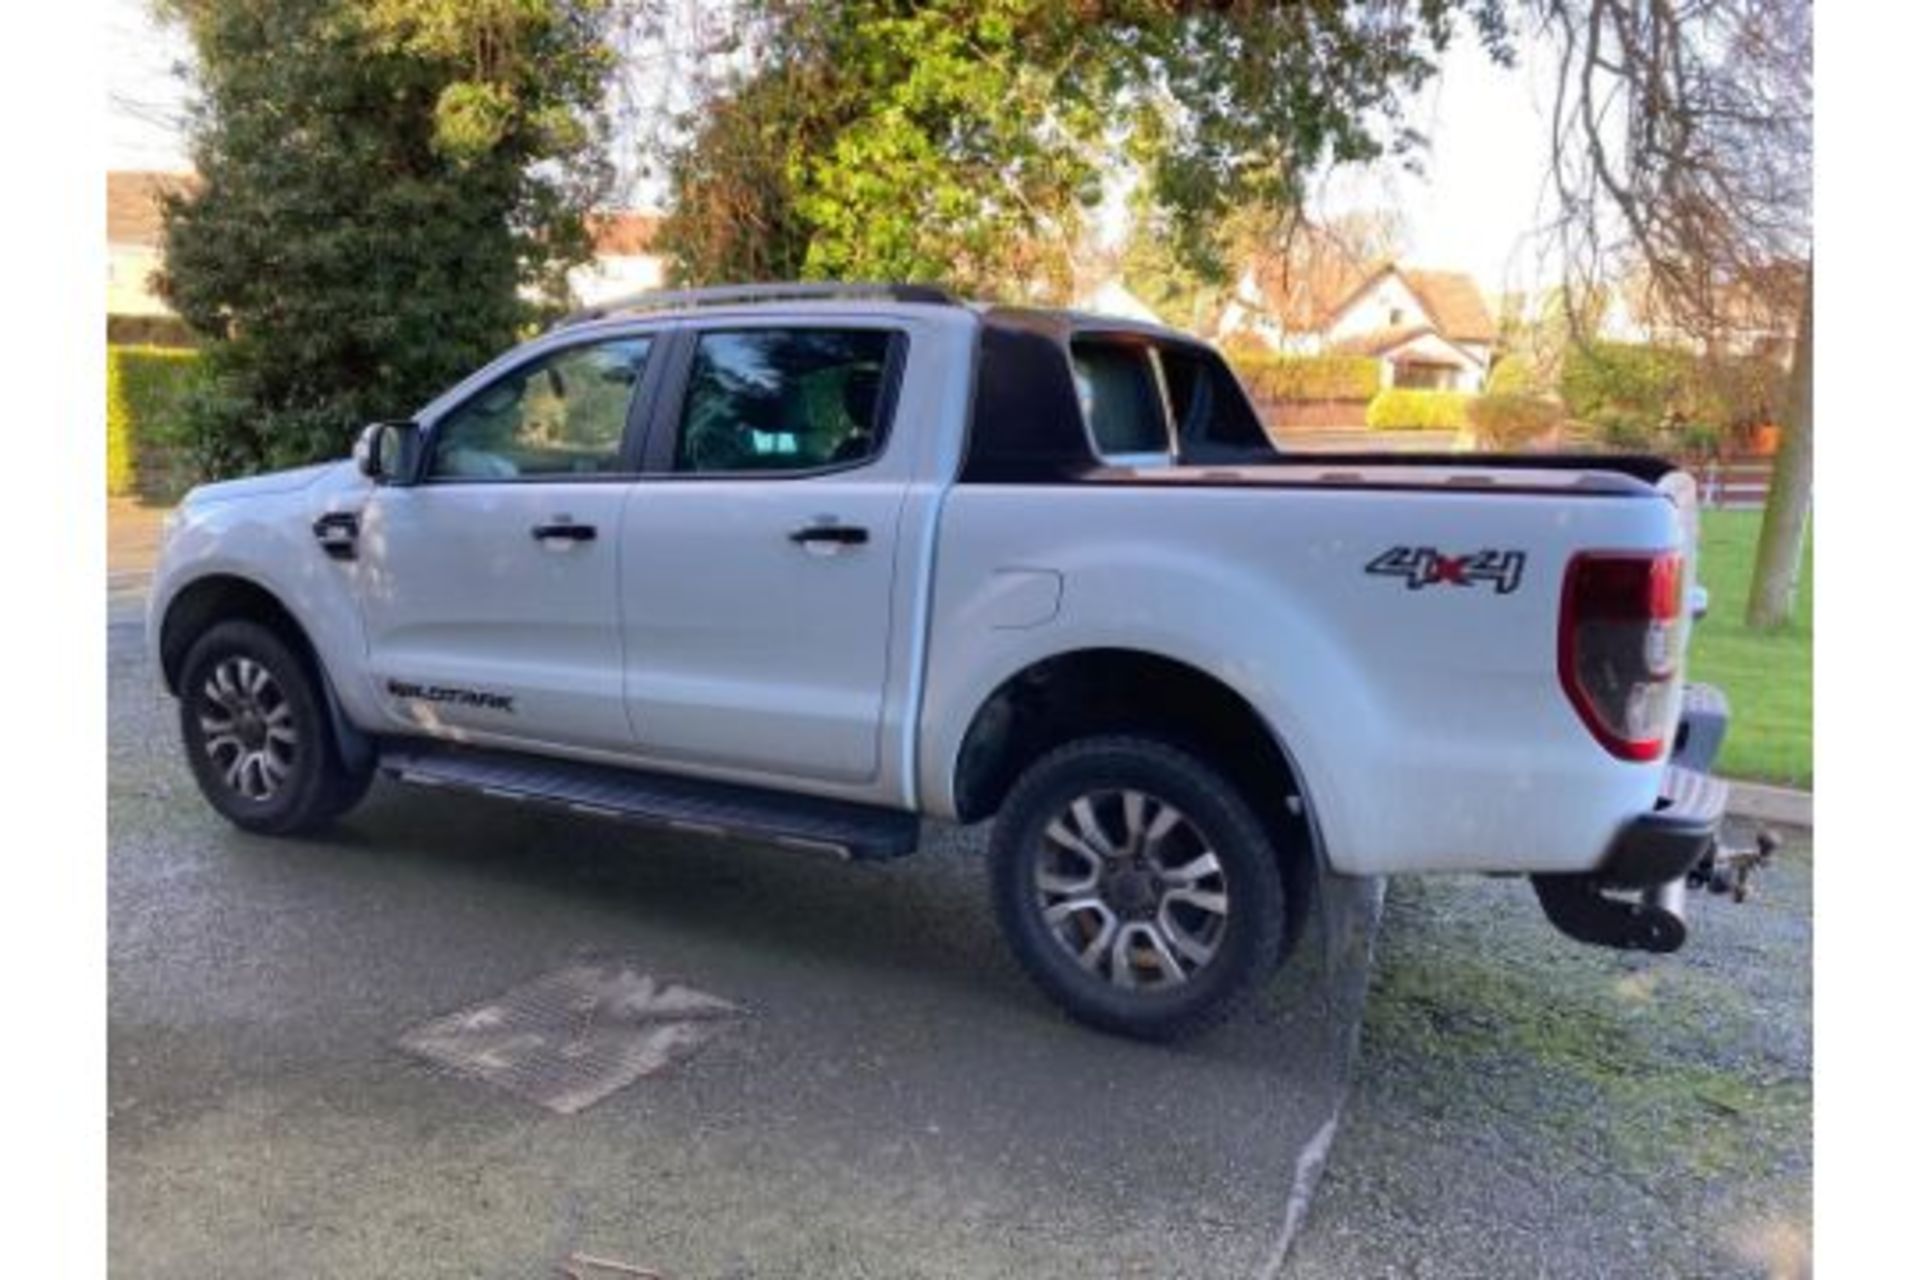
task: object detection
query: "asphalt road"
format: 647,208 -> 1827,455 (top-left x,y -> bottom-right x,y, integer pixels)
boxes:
108,506 -> 1376,1279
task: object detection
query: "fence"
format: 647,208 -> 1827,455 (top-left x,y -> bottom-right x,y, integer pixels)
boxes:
1689,455 -> 1776,509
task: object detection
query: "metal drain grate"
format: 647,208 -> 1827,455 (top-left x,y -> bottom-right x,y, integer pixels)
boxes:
398,962 -> 742,1114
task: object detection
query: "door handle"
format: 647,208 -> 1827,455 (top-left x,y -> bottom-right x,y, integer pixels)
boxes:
531,521 -> 597,543
312,511 -> 360,561
788,523 -> 869,547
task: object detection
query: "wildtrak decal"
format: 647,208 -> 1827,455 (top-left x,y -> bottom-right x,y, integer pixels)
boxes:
1366,546 -> 1527,595
386,679 -> 516,713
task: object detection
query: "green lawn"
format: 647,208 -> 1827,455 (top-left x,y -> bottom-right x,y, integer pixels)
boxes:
1687,510 -> 1812,788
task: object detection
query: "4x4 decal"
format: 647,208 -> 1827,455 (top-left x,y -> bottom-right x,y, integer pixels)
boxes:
1366,546 -> 1526,595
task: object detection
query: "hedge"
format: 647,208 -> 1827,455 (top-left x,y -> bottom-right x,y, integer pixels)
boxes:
1560,340 -> 1785,447
107,313 -> 198,349
1365,388 -> 1471,431
1465,393 -> 1562,449
108,346 -> 200,497
1230,353 -> 1381,403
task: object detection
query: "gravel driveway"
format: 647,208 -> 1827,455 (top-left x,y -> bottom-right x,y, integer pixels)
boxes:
1289,830 -> 1812,1278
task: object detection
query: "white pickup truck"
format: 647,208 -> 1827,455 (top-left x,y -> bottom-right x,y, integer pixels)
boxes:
148,283 -> 1758,1039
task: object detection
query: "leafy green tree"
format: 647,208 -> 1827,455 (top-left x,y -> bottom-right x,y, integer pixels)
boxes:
653,59 -> 848,286
158,0 -> 619,477
656,1 -> 1508,296
1119,196 -> 1235,334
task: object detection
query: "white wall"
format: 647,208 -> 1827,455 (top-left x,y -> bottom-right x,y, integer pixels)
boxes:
1325,272 -> 1427,341
1380,332 -> 1488,392
107,244 -> 171,317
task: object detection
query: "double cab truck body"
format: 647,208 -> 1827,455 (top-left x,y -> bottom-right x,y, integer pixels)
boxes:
149,284 -> 1748,1039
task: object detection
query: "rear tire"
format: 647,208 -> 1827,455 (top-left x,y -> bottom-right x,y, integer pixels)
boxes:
988,735 -> 1293,1041
177,620 -> 373,835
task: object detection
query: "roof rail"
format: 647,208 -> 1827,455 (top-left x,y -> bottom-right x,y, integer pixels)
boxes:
554,281 -> 961,328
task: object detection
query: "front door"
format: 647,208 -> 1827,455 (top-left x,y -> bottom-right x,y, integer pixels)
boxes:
354,331 -> 658,753
619,324 -> 911,786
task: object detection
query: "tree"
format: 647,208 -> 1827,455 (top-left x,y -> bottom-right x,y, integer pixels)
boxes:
654,1 -> 1509,297
1750,269 -> 1812,626
650,61 -> 833,286
1536,0 -> 1811,628
158,0 -> 620,477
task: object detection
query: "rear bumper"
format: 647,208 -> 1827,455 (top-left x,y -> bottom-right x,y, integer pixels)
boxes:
1532,683 -> 1731,952
1594,761 -> 1728,889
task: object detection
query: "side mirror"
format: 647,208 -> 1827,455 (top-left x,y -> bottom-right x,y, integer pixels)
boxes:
355,420 -> 420,484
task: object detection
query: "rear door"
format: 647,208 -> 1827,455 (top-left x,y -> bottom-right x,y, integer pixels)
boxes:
618,322 -> 913,786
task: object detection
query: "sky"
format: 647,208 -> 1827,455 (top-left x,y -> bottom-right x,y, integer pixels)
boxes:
105,0 -> 1562,301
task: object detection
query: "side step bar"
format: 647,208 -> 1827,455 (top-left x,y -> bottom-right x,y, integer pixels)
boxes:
378,743 -> 921,862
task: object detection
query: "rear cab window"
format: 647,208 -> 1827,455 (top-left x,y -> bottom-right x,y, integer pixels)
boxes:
1071,335 -> 1269,467
1071,340 -> 1171,465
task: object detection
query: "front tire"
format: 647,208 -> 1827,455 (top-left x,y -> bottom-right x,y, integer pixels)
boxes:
177,620 -> 372,835
989,735 -> 1293,1041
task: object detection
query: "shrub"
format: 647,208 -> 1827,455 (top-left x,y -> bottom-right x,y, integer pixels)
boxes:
1231,353 -> 1381,403
1485,353 -> 1546,397
1366,388 -> 1471,431
1561,341 -> 1693,423
1465,393 -> 1562,449
1674,422 -> 1726,461
1588,406 -> 1659,451
107,346 -> 201,498
1216,331 -> 1275,361
1696,353 -> 1788,434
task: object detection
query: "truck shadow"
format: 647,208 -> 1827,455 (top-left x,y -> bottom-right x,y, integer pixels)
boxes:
284,778 -> 1378,1074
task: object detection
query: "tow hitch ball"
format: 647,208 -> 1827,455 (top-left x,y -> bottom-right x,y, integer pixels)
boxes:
1690,829 -> 1780,904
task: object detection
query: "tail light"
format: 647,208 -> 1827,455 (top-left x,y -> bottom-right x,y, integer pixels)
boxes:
1559,550 -> 1685,761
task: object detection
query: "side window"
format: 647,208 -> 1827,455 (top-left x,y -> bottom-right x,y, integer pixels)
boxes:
1156,345 -> 1269,451
429,336 -> 652,480
676,329 -> 895,474
1071,341 -> 1170,460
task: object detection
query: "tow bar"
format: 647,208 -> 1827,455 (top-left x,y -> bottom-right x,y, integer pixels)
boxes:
1688,827 -> 1780,903
1532,825 -> 1779,954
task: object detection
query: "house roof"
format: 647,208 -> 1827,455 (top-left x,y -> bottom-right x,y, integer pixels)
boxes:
107,171 -> 195,247
1240,236 -> 1373,332
588,211 -> 662,256
1233,236 -> 1498,348
1322,264 -> 1496,345
1398,269 -> 1497,344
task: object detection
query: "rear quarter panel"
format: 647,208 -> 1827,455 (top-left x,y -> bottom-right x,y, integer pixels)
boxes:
918,481 -> 1687,877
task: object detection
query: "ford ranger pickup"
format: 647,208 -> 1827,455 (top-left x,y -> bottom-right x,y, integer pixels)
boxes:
147,282 -> 1764,1040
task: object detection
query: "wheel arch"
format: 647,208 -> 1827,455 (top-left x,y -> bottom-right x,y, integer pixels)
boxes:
158,572 -> 372,770
948,647 -> 1327,887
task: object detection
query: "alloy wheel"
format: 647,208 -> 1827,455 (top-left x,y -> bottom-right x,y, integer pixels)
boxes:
1032,789 -> 1232,990
196,655 -> 299,802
